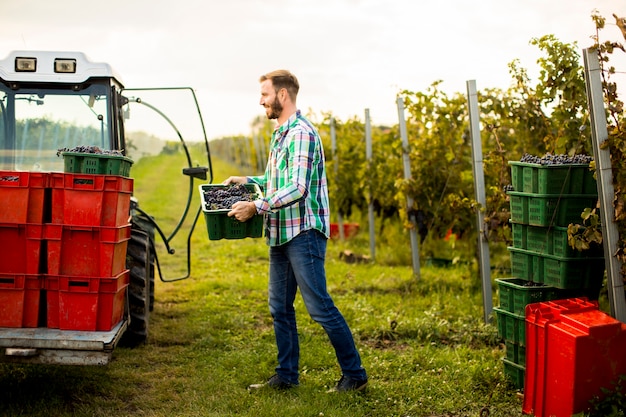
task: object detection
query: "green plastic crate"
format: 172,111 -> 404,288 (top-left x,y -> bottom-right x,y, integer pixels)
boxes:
199,183 -> 264,240
494,306 -> 526,346
502,358 -> 525,390
510,222 -> 527,250
508,193 -> 529,224
542,255 -> 605,290
526,225 -> 558,255
496,278 -> 558,316
508,191 -> 597,227
526,224 -> 603,258
508,161 -> 596,195
508,247 -> 544,283
509,247 -> 605,291
63,152 -> 133,177
505,339 -> 526,367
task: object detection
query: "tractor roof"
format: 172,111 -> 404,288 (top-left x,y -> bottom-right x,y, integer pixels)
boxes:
0,50 -> 124,86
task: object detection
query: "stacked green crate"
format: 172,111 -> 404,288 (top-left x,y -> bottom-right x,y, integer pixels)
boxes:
507,159 -> 602,293
495,278 -> 553,389
496,157 -> 602,390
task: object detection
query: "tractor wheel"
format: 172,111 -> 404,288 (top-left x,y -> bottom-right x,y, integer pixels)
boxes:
121,225 -> 154,347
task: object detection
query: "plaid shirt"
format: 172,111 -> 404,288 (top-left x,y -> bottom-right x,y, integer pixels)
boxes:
248,110 -> 330,246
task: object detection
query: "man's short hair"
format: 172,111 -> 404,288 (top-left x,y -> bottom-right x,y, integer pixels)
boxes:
260,70 -> 299,102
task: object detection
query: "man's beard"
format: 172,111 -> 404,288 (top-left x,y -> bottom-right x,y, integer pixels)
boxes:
266,97 -> 283,120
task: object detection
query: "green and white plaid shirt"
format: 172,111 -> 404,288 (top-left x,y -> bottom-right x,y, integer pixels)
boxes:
248,110 -> 330,246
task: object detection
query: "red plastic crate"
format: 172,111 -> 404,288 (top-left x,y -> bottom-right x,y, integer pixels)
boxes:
45,224 -> 130,277
45,270 -> 129,331
50,172 -> 133,227
523,298 -> 626,417
0,223 -> 44,274
0,274 -> 42,328
330,223 -> 360,239
0,171 -> 48,223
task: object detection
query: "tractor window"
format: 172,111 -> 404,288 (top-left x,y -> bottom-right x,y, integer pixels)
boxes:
7,84 -> 110,171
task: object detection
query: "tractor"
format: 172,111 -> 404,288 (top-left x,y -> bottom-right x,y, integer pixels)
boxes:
0,50 -> 213,365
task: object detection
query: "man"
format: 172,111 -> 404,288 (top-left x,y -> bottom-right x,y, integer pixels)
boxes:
224,70 -> 368,392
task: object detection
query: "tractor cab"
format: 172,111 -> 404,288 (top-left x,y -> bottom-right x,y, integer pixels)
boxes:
0,51 -> 126,171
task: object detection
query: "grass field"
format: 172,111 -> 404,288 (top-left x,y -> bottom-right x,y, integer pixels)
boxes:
1,147 -> 531,416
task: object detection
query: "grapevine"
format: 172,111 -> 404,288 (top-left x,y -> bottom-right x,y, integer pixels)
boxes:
202,184 -> 258,210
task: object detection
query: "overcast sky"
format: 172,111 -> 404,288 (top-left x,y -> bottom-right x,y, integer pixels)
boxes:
1,0 -> 625,139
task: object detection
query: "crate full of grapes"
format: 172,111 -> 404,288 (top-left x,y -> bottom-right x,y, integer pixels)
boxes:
508,153 -> 596,195
58,146 -> 133,177
199,183 -> 264,240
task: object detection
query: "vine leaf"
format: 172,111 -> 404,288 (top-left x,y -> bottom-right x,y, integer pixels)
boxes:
613,14 -> 626,42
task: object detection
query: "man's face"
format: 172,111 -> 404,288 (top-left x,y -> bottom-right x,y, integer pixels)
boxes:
260,79 -> 283,120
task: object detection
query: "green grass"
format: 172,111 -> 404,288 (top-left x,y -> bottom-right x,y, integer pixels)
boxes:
0,147 -> 528,417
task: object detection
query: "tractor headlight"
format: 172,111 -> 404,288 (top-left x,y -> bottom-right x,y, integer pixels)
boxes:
15,57 -> 37,72
54,58 -> 76,73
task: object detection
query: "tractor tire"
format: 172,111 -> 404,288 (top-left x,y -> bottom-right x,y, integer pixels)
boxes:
120,225 -> 154,347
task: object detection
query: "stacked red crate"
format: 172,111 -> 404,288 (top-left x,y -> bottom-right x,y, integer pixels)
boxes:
44,172 -> 133,331
45,270 -> 129,331
48,173 -> 132,227
523,298 -> 626,417
0,171 -> 47,328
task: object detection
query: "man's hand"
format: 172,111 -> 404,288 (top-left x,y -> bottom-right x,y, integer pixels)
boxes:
228,200 -> 257,222
223,176 -> 247,185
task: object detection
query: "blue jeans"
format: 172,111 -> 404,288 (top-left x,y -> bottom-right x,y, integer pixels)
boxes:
268,229 -> 367,385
